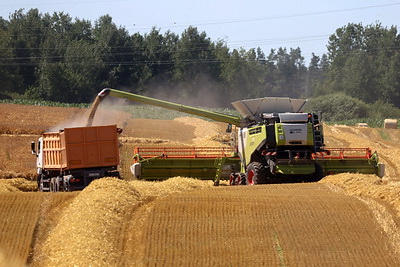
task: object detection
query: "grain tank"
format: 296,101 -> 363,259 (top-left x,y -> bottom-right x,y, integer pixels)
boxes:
31,125 -> 120,192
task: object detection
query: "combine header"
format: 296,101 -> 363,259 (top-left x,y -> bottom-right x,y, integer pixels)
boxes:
90,88 -> 384,185
314,147 -> 383,176
131,147 -> 240,185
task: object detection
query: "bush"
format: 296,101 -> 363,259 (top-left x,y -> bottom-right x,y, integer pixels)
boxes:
367,101 -> 400,119
305,93 -> 368,121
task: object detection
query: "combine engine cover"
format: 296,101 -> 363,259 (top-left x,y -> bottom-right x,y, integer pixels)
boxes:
275,113 -> 313,147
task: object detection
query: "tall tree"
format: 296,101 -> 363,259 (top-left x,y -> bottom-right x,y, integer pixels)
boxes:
172,26 -> 218,103
93,14 -> 132,89
7,9 -> 47,94
325,23 -> 400,107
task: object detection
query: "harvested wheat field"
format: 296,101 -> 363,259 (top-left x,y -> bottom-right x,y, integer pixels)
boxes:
131,184 -> 399,266
1,103 -> 400,266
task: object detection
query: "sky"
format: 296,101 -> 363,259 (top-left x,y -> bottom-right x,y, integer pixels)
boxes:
1,0 -> 400,63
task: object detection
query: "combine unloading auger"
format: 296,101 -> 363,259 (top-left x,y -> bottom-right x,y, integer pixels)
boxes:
88,88 -> 384,185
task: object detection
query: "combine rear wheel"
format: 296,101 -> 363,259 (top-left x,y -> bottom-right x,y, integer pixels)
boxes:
243,162 -> 267,185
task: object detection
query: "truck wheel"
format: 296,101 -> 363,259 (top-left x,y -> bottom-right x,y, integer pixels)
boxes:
50,178 -> 55,192
245,162 -> 267,185
38,175 -> 50,192
63,175 -> 72,192
55,177 -> 61,192
39,177 -> 44,192
36,174 -> 41,190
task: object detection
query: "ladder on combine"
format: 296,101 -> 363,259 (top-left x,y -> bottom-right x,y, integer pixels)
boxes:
312,113 -> 324,152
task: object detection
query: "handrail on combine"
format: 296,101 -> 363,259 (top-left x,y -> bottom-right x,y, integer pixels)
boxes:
312,148 -> 373,159
133,147 -> 238,163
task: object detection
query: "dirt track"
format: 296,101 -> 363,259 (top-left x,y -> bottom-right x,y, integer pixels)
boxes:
0,103 -> 400,266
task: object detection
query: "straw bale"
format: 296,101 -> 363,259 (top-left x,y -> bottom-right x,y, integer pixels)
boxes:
0,178 -> 37,192
129,177 -> 213,198
0,182 -> 19,192
39,178 -> 141,266
355,123 -> 369,127
384,119 -> 398,129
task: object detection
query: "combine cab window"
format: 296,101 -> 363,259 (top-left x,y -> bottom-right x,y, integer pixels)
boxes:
249,127 -> 262,135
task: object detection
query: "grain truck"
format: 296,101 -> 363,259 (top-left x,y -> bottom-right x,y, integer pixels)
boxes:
31,125 -> 120,192
89,88 -> 384,185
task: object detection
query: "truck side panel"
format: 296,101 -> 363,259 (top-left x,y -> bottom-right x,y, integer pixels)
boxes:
61,125 -> 119,170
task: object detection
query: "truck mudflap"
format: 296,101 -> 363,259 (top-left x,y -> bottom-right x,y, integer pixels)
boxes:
312,148 -> 384,178
131,147 -> 240,182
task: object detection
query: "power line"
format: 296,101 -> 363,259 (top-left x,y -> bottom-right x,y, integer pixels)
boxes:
1,45 -> 398,67
126,2 -> 400,31
2,2 -> 399,31
0,34 -> 331,52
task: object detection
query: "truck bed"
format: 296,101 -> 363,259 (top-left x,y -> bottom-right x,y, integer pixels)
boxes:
43,125 -> 119,170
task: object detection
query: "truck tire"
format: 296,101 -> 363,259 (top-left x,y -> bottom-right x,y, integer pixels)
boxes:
50,177 -> 55,192
63,175 -> 73,192
39,177 -> 44,192
49,177 -> 61,192
244,162 -> 267,185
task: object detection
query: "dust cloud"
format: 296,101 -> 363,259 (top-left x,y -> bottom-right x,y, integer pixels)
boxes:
48,77 -> 232,133
48,96 -> 130,132
144,75 -> 232,108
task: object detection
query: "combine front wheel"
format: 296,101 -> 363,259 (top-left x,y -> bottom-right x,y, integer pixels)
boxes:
244,162 -> 267,185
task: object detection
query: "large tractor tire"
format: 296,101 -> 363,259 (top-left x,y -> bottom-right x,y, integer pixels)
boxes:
311,162 -> 324,182
243,162 -> 268,185
230,172 -> 246,185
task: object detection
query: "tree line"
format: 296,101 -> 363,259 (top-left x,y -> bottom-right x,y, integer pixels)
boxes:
0,8 -> 399,110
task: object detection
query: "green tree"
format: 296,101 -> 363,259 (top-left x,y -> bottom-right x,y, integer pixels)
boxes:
325,23 -> 400,107
140,28 -> 178,93
6,9 -> 47,95
93,14 -> 132,89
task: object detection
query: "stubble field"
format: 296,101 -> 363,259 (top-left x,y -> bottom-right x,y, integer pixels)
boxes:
0,103 -> 399,266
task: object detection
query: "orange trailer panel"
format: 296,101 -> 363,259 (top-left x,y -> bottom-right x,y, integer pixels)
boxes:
42,133 -> 63,169
43,125 -> 119,170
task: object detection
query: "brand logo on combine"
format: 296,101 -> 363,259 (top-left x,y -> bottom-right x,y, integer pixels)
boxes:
289,129 -> 302,134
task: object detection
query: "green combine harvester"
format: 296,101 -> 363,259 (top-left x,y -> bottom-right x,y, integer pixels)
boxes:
89,88 -> 385,185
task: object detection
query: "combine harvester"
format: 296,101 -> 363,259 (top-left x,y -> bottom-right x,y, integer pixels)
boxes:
90,88 -> 385,185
